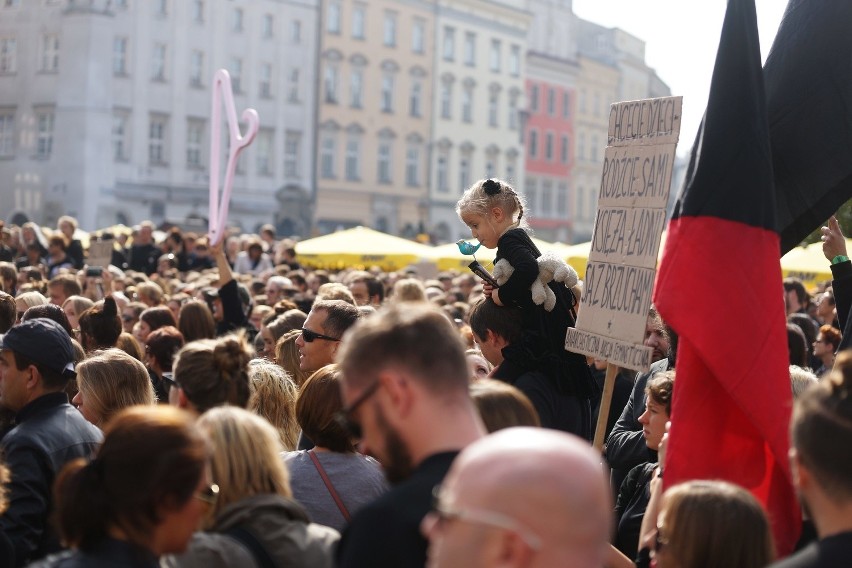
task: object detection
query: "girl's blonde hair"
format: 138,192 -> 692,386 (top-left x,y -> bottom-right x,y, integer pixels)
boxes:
76,348 -> 157,426
197,407 -> 292,521
456,178 -> 527,228
247,360 -> 300,451
274,329 -> 311,387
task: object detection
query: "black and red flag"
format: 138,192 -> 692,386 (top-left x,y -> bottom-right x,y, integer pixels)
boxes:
765,0 -> 852,254
654,0 -> 800,556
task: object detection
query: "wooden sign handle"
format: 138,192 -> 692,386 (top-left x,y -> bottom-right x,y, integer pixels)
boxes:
593,362 -> 618,451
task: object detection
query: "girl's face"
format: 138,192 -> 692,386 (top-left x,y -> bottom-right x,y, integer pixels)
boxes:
460,207 -> 510,250
71,386 -> 101,426
638,397 -> 669,451
466,353 -> 491,382
63,301 -> 78,329
651,508 -> 675,568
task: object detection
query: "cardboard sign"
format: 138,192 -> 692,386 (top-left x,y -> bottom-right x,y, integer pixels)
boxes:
566,96 -> 682,372
88,239 -> 114,268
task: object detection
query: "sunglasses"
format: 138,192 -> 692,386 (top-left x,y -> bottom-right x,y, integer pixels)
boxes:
194,483 -> 220,506
334,380 -> 381,439
300,327 -> 340,343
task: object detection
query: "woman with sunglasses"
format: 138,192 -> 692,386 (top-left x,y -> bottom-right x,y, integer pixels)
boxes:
31,406 -> 214,567
283,365 -> 387,532
163,406 -> 339,568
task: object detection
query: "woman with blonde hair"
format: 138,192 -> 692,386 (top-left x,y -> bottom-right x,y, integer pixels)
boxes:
391,278 -> 426,303
14,291 -> 47,323
274,329 -> 311,387
61,295 -> 93,332
162,407 -> 338,568
247,360 -> 300,450
72,348 -> 157,427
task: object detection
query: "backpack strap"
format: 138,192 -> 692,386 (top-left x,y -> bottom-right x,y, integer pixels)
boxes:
308,449 -> 351,522
224,525 -> 277,568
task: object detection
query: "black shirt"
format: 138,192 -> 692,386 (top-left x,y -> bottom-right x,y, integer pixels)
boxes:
336,451 -> 458,568
769,531 -> 852,568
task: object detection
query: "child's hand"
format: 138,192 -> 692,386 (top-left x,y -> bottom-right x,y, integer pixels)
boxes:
491,287 -> 503,306
483,282 -> 493,298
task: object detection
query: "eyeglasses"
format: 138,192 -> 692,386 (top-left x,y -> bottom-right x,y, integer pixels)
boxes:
334,381 -> 381,439
300,327 -> 340,343
428,485 -> 542,551
161,372 -> 179,397
194,483 -> 220,506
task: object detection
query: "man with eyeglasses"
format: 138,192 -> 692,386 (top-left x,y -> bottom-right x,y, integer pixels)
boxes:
422,427 -> 612,568
335,303 -> 485,568
296,299 -> 360,374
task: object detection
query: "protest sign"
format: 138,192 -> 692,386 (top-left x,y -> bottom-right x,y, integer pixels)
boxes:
87,238 -> 114,268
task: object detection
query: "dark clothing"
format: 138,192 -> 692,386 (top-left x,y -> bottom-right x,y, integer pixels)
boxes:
614,462 -> 656,559
214,280 -> 253,339
187,254 -> 215,271
0,392 -> 103,567
769,531 -> 852,568
46,256 -> 72,279
605,358 -> 669,494
830,260 -> 852,351
495,228 -> 595,399
65,239 -> 84,270
148,368 -> 168,404
0,244 -> 15,262
27,537 -> 158,568
590,365 -> 634,442
127,243 -> 160,275
336,451 -> 459,568
493,352 -> 592,440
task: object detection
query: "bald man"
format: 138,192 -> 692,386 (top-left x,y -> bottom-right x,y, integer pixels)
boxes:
422,427 -> 611,568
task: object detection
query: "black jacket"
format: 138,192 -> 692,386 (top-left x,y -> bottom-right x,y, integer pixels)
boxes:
0,392 -> 103,567
28,538 -> 159,568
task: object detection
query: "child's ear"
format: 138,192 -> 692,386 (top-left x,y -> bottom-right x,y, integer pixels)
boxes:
490,207 -> 505,222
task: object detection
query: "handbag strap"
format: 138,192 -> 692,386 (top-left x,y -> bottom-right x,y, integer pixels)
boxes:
224,525 -> 277,568
308,450 -> 351,522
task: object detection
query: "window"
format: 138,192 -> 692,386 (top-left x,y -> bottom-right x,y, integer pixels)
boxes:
110,111 -> 128,161
459,157 -> 470,191
489,39 -> 500,72
320,135 -> 335,178
113,37 -> 128,75
440,82 -> 452,119
0,110 -> 14,157
232,8 -> 243,32
155,0 -> 167,17
527,178 -> 538,214
0,38 -> 15,74
594,92 -> 600,117
508,95 -> 518,130
324,65 -> 338,103
442,27 -> 455,61
377,141 -> 392,183
151,43 -> 166,80
485,157 -> 495,179
580,89 -> 586,113
381,73 -> 394,112
410,80 -> 422,117
577,186 -> 584,220
545,132 -> 554,161
327,3 -> 340,34
561,135 -> 569,164
437,154 -> 449,192
383,12 -> 396,47
284,130 -> 301,178
557,182 -> 568,217
562,92 -> 570,118
40,34 -> 59,72
3,0 -> 20,6
262,14 -> 273,38
345,137 -> 360,181
148,114 -> 167,165
528,130 -> 538,158
530,84 -> 539,112
192,0 -> 204,23
287,68 -> 300,103
189,50 -> 204,87
577,133 -> 585,161
230,57 -> 242,92
256,129 -> 273,176
462,87 -> 473,123
547,88 -> 555,116
405,145 -> 420,186
542,181 -> 553,216
258,63 -> 272,97
36,110 -> 54,158
350,68 -> 363,108
488,92 -> 498,127
186,119 -> 204,168
352,5 -> 365,39
591,135 -> 598,161
464,33 -> 476,66
506,156 -> 516,181
412,18 -> 425,54
509,44 -> 520,76
291,20 -> 302,43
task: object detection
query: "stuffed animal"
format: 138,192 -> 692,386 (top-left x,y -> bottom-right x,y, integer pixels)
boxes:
492,251 -> 579,312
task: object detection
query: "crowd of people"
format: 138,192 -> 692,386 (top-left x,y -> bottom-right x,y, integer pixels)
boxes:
0,181 -> 848,567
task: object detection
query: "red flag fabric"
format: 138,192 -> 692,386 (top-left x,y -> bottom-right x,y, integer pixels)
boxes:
654,0 -> 800,556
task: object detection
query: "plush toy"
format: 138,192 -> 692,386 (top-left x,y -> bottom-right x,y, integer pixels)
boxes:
492,251 -> 579,312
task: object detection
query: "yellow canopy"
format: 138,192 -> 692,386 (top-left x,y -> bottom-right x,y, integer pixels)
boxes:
295,226 -> 434,271
424,237 -> 560,272
780,241 -> 845,290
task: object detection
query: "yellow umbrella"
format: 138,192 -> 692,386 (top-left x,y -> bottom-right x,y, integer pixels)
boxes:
295,226 -> 434,271
780,240 -> 844,291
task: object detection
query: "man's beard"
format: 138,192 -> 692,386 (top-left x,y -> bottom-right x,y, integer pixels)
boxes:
375,404 -> 414,485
